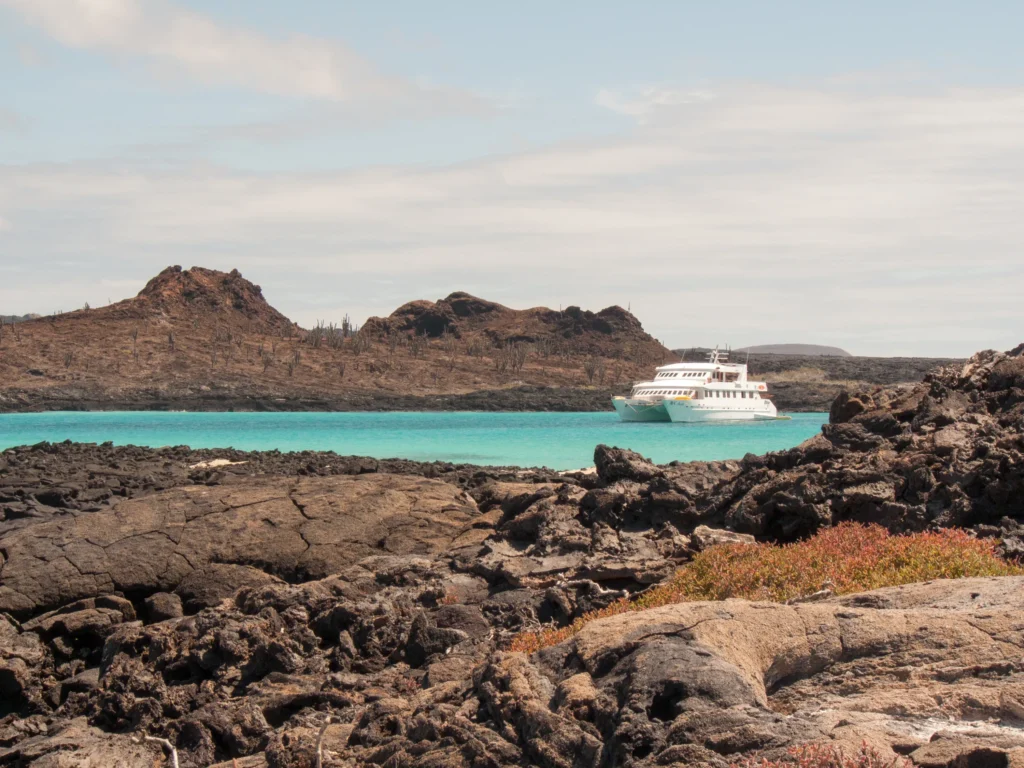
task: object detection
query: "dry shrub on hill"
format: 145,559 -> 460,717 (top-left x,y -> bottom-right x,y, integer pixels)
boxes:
510,522 -> 1022,652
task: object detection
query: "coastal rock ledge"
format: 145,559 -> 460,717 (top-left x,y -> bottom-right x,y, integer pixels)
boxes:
0,344 -> 1021,767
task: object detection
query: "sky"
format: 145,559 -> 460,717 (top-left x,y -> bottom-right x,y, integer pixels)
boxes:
1,1 -> 1023,357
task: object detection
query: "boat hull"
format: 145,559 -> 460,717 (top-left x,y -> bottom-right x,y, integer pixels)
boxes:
612,397 -> 670,422
663,398 -> 779,423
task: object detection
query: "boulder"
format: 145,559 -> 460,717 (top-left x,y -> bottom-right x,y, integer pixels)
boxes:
143,591 -> 183,622
474,576 -> 1024,767
0,717 -> 155,766
175,564 -> 284,612
690,525 -> 756,551
594,445 -> 663,483
0,474 -> 482,619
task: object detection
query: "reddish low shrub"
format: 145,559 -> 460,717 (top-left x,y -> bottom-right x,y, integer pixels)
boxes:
733,742 -> 912,768
509,523 -> 1022,653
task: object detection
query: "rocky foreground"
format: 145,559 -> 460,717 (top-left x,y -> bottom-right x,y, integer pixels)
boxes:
0,345 -> 1022,767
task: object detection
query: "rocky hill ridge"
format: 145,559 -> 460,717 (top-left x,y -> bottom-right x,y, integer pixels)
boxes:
0,266 -> 674,412
362,291 -> 668,360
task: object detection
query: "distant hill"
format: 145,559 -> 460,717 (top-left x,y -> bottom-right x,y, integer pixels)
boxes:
733,344 -> 852,357
0,266 -> 673,411
362,292 -> 668,362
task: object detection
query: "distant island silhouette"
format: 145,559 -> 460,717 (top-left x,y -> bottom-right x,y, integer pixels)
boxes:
733,344 -> 851,357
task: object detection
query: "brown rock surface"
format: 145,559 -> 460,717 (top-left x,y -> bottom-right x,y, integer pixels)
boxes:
0,474 -> 482,619
461,577 -> 1024,768
0,344 -> 1021,766
699,347 -> 1024,545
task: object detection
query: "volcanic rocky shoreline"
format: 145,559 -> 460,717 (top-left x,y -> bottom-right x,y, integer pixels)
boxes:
0,385 -> 621,415
1,346 -> 1023,767
2,382 -> 843,413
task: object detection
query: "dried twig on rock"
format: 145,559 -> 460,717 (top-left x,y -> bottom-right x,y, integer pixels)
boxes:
135,735 -> 179,768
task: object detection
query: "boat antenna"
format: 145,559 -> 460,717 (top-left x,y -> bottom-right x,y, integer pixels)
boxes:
745,348 -> 750,365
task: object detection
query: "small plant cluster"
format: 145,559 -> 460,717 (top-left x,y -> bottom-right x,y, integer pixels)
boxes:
733,742 -> 912,768
509,523 -> 1022,653
583,354 -> 607,384
493,341 -> 528,374
306,319 -> 356,350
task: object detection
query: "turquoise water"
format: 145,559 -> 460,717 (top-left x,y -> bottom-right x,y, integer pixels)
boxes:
0,411 -> 827,470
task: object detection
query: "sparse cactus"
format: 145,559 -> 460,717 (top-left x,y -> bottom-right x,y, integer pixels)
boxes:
409,331 -> 428,358
350,331 -> 371,356
583,354 -> 606,384
493,341 -> 528,374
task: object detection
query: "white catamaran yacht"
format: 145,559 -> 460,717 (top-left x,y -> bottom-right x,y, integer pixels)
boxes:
612,349 -> 782,423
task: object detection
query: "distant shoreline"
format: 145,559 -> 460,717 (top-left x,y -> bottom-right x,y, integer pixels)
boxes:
0,381 -> 848,414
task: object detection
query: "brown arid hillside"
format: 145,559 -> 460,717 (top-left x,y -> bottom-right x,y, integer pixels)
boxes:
0,266 -> 674,412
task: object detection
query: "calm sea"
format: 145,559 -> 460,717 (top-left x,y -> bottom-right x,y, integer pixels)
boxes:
0,411 -> 827,471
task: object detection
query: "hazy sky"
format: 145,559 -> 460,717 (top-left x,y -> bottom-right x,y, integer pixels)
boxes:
2,0 -> 1022,356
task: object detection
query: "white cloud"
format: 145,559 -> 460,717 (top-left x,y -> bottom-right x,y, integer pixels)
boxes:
0,0 -> 483,113
0,215 -> 10,232
596,86 -> 713,123
1,81 -> 1023,356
